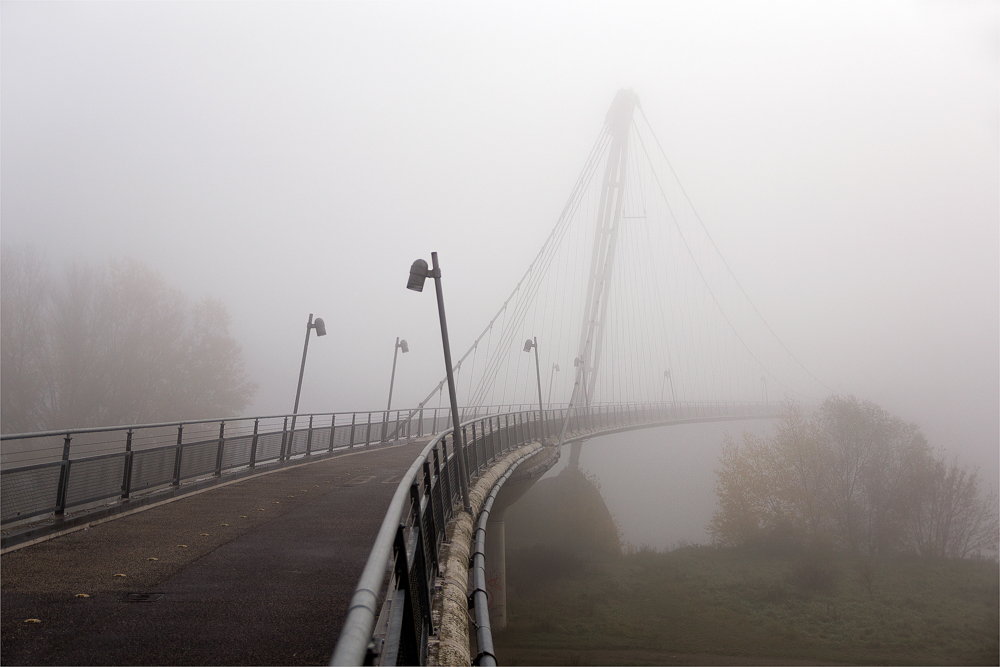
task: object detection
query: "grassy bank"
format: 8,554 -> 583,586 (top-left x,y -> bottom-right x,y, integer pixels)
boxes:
494,546 -> 999,665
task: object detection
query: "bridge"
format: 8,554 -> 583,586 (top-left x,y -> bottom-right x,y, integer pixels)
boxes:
1,90 -> 825,665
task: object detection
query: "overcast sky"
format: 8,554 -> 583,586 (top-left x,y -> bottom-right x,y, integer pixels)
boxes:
3,2 -> 997,485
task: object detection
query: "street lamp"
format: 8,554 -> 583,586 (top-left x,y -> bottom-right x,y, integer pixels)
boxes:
386,337 -> 409,413
290,313 -> 327,440
661,369 -> 676,406
408,253 -> 472,514
523,337 -> 546,444
382,337 -> 408,442
547,363 -> 560,407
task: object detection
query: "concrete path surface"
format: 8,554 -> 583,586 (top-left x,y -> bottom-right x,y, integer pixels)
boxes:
1,441 -> 429,666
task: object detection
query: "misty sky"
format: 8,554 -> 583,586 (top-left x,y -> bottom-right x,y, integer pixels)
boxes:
3,0 -> 997,502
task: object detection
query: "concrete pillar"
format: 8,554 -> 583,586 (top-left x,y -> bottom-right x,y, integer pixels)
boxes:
485,516 -> 506,629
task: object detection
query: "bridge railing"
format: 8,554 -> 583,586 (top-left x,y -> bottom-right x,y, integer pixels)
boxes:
0,403 -> 548,527
332,408 -> 546,666
333,399 -> 779,666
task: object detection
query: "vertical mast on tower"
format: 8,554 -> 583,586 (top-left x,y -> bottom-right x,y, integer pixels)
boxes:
570,88 -> 640,409
565,89 -> 639,467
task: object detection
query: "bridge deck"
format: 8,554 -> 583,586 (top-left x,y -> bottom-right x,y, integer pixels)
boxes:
1,440 -> 429,666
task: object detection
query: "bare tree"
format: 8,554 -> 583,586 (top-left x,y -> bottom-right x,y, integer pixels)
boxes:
909,456 -> 999,559
0,245 -> 50,433
1,247 -> 258,431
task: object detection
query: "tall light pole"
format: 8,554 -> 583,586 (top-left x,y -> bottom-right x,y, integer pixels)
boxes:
408,253 -> 472,514
661,369 -> 676,406
762,375 -> 769,405
382,337 -> 408,442
291,313 -> 327,436
546,363 -> 560,407
386,337 -> 409,413
523,337 -> 546,444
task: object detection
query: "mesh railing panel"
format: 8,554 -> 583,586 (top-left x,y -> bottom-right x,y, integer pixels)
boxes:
1,463 -> 62,523
131,447 -> 176,492
332,424 -> 353,448
180,440 -> 218,480
66,453 -> 127,506
222,435 -> 253,470
289,430 -> 309,456
254,431 -> 283,463
311,427 -> 332,452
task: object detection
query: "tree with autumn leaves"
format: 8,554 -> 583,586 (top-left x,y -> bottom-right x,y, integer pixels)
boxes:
710,396 -> 998,560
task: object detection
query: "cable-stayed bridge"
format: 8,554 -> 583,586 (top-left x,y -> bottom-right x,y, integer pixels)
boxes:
1,90 -> 827,666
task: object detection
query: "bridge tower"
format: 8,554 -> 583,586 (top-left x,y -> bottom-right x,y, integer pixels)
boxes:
566,88 -> 640,467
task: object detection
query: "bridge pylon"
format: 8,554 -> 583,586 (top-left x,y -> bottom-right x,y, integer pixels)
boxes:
563,88 -> 640,466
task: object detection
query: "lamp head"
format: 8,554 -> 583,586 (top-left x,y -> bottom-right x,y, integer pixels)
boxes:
554,363 -> 560,372
523,339 -> 534,352
399,339 -> 409,353
313,317 -> 327,337
664,369 -> 669,378
407,259 -> 429,292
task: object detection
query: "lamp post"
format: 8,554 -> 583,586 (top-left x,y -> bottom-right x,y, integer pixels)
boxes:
408,252 -> 472,514
386,337 -> 409,413
661,369 -> 676,406
523,338 -> 547,444
290,313 -> 327,443
762,375 -> 768,405
382,337 -> 408,442
546,363 -> 560,407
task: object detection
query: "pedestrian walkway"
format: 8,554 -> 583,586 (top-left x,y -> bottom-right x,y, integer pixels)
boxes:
1,440 -> 428,666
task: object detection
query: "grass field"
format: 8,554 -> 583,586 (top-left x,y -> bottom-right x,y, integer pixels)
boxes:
493,546 -> 999,665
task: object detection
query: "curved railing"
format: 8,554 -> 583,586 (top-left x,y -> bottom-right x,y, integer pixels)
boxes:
331,408 -> 546,665
330,400 -> 781,666
0,403 -> 548,528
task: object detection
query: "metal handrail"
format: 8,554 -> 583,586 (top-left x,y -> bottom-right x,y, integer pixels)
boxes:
0,403 -> 564,443
331,400 -> 782,666
0,403 -> 557,526
331,408 -> 548,665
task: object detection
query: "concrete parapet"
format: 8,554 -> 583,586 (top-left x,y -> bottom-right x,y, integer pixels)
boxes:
427,441 -> 542,667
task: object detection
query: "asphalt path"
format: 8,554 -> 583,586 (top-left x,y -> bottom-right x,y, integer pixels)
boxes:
1,440 -> 429,666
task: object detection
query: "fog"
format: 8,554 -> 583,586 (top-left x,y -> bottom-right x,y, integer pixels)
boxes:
2,2 -> 997,545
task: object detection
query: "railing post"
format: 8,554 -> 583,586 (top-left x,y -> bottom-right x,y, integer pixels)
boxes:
440,437 -> 454,513
349,412 -> 356,449
365,412 -> 372,446
279,416 -> 289,461
173,424 -> 184,486
504,414 -> 510,452
121,429 -> 134,499
249,419 -> 259,469
215,421 -> 226,476
55,433 -> 73,515
328,415 -> 336,453
465,425 -> 475,476
306,415 -> 313,456
421,459 -> 440,569
418,407 -> 424,437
